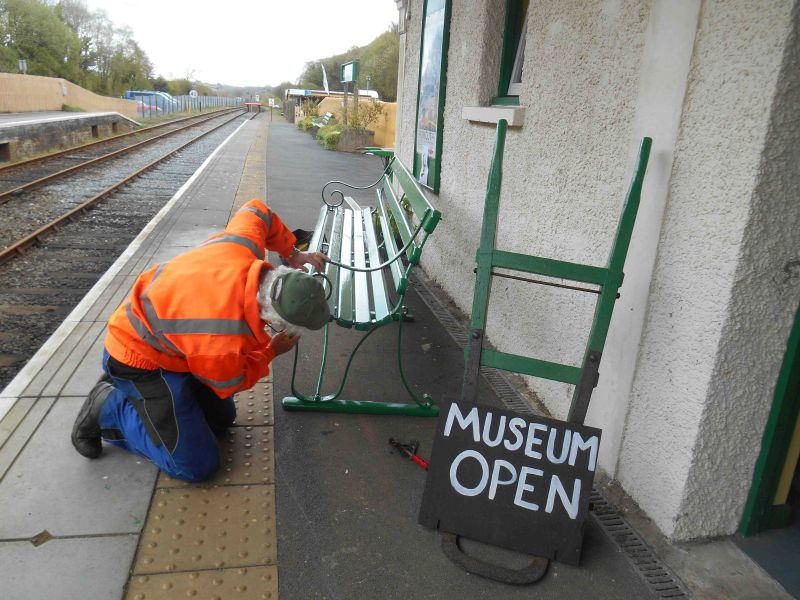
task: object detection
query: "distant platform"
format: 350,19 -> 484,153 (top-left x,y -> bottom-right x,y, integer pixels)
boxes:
0,111 -> 138,128
0,111 -> 140,162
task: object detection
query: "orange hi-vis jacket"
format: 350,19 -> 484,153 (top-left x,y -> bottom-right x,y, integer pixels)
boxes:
105,199 -> 297,398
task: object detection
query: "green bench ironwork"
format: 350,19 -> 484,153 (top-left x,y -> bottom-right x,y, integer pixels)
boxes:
281,154 -> 442,417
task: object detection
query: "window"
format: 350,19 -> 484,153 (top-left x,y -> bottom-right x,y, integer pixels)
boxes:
496,0 -> 529,104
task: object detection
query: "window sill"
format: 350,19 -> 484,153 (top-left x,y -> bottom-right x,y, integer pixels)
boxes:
462,105 -> 525,127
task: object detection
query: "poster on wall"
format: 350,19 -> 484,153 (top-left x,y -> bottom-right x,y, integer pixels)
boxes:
413,0 -> 451,193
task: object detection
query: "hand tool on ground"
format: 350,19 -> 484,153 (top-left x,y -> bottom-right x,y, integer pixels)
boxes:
388,438 -> 429,470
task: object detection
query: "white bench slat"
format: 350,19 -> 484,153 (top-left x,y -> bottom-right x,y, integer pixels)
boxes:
324,208 -> 345,315
337,209 -> 355,322
362,207 -> 391,321
306,206 -> 329,272
376,195 -> 405,293
309,206 -> 329,254
380,180 -> 417,262
351,207 -> 370,324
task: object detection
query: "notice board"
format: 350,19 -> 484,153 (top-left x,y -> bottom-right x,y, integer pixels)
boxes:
419,401 -> 602,566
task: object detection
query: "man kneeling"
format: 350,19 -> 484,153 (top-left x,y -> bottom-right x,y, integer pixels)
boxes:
71,199 -> 328,481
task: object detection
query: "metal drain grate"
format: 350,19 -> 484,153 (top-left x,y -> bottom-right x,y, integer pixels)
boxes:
591,490 -> 690,598
411,271 -> 692,599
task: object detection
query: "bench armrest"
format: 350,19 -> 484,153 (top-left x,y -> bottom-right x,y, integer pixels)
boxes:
320,160 -> 393,208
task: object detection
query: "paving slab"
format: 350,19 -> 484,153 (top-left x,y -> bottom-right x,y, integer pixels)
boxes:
60,322 -> 108,396
126,565 -> 278,600
0,116 -> 271,600
82,274 -> 138,323
0,535 -> 138,600
43,320 -> 105,397
0,396 -> 35,448
0,396 -> 157,538
0,397 -> 54,480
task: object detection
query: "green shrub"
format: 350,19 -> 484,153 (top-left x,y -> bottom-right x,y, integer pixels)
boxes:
297,116 -> 314,130
316,124 -> 343,150
61,104 -> 85,112
300,99 -> 320,118
348,100 -> 385,131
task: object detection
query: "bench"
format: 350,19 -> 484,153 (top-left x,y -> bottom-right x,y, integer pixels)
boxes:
311,111 -> 335,133
281,153 -> 442,417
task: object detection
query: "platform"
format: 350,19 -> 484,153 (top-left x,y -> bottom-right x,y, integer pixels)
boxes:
0,115 -> 789,599
0,111 -> 139,162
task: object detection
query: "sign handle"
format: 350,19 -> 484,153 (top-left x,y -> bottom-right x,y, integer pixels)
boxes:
440,533 -> 549,585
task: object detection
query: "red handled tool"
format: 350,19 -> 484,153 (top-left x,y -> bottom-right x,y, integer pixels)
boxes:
389,438 -> 429,470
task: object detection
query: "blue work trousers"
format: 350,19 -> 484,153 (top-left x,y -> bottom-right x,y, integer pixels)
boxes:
97,350 -> 236,481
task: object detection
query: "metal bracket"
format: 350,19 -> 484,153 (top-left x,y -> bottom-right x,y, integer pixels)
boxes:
461,328 -> 484,404
567,350 -> 602,424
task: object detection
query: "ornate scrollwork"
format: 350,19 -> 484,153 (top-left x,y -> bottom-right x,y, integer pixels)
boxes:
320,159 -> 393,208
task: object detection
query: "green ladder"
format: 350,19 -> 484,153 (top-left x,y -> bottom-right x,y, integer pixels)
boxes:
462,120 -> 652,425
444,120 -> 651,584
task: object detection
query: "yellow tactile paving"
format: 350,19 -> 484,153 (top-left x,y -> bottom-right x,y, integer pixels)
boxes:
233,380 -> 274,426
133,484 -> 277,574
234,116 -> 269,209
159,426 -> 274,487
126,565 -> 278,600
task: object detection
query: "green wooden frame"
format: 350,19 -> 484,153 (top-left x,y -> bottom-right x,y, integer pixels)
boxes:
340,60 -> 359,84
462,120 -> 652,425
493,0 -> 526,105
740,302 -> 800,535
412,0 -> 451,194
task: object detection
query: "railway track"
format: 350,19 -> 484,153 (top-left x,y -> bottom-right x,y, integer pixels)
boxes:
0,109 -> 256,389
0,108 -> 248,261
0,107 -> 240,198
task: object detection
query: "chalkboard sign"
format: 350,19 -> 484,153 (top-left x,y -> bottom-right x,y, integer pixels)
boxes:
419,401 -> 601,566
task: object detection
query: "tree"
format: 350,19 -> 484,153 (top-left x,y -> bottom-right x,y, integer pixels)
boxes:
57,0 -> 94,83
152,75 -> 169,92
0,0 -> 82,80
295,26 -> 399,101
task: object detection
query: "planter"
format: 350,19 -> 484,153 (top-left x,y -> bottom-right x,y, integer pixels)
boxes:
336,129 -> 375,153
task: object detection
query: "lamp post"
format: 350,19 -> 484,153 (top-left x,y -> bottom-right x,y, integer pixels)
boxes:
365,75 -> 372,91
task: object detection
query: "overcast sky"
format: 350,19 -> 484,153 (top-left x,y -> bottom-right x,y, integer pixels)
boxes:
83,0 -> 399,87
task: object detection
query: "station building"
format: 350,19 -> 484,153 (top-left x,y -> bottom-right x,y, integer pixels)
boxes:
392,0 -> 800,545
283,88 -> 380,123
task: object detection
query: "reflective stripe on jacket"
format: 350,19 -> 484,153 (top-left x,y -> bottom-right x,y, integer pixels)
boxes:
105,199 -> 297,398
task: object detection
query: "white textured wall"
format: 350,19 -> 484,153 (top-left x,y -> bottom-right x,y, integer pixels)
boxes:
588,0 -> 701,477
396,0 -> 799,540
618,0 -> 799,539
402,0 -> 653,419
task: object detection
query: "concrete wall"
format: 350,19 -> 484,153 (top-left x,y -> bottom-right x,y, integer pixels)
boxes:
619,0 -> 800,540
0,73 -> 137,120
395,0 -> 800,541
0,114 -> 136,162
400,0 -> 654,439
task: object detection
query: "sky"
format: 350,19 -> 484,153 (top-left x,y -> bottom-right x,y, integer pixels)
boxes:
83,0 -> 399,87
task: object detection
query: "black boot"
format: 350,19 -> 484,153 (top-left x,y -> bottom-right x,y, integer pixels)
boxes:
71,381 -> 113,459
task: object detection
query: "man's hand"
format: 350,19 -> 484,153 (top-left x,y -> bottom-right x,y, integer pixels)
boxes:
269,332 -> 300,356
285,250 -> 329,273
